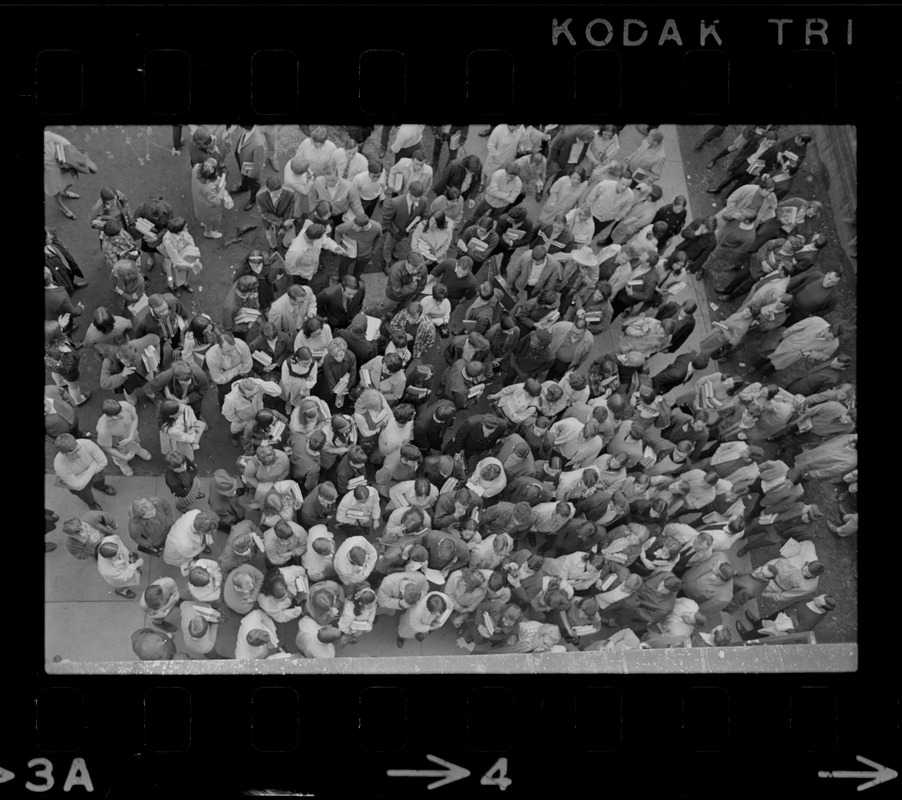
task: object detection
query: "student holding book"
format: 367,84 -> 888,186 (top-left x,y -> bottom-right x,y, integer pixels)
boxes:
334,215 -> 382,279
455,216 -> 500,269
409,211 -> 453,265
160,217 -> 202,294
431,255 -> 478,308
493,206 -> 536,273
229,124 -> 266,212
380,181 -> 429,269
463,163 -> 523,229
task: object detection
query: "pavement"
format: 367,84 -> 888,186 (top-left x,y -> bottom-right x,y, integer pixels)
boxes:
45,123 -> 765,666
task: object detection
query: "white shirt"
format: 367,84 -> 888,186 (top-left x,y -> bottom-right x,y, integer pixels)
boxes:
296,616 -> 335,658
527,258 -> 547,287
391,124 -> 426,154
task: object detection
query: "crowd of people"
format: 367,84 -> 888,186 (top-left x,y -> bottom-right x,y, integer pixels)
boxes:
44,123 -> 855,663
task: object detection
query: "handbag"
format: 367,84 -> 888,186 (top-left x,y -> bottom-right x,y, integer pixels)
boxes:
222,190 -> 234,210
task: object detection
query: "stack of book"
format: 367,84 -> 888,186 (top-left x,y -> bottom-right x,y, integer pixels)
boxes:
135,218 -> 155,236
194,605 -> 222,623
55,142 -> 67,163
183,244 -> 201,261
347,475 -> 367,489
468,382 -> 485,399
416,239 -> 437,261
141,345 -> 160,376
252,350 -> 273,367
503,228 -> 526,246
235,307 -> 262,327
265,419 -> 286,444
482,612 -> 495,636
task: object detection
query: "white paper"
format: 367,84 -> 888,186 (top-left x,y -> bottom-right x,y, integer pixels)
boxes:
424,568 -> 446,585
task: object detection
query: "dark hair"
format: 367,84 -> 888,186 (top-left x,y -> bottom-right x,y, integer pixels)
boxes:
92,306 -> 116,334
167,217 -> 187,234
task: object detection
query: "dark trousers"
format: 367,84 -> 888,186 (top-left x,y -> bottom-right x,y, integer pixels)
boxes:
432,138 -> 460,172
592,217 -> 616,239
748,218 -> 783,253
722,266 -> 755,298
339,254 -> 373,279
235,176 -> 261,199
711,170 -> 754,195
216,377 -> 240,407
695,125 -> 727,150
708,145 -> 731,167
380,125 -> 393,149
172,126 -> 184,149
361,197 -> 380,218
395,144 -> 420,162
68,472 -> 109,507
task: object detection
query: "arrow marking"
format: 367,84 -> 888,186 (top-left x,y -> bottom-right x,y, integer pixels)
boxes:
0,766 -> 14,785
388,754 -> 471,790
818,755 -> 898,792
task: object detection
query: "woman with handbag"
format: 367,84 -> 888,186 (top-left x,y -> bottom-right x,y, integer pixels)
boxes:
161,217 -> 202,294
191,157 -> 228,239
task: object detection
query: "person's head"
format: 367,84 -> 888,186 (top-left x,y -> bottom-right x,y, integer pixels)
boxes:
426,595 -> 447,615
54,433 -> 81,458
444,185 -> 460,203
480,463 -> 502,482
102,218 -> 123,239
804,561 -> 826,579
716,562 -> 737,582
327,337 -> 348,362
554,502 -> 572,520
408,181 -> 424,199
165,450 -> 188,471
126,496 -> 158,523
346,445 -> 367,471
822,270 -> 841,288
477,216 -> 494,233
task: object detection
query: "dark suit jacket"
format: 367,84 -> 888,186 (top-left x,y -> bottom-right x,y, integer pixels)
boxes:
247,332 -> 292,376
651,353 -> 695,395
382,193 -> 429,238
131,294 -> 186,342
548,132 -> 589,170
45,286 -> 80,321
527,223 -> 575,255
146,364 -> 209,411
667,315 -> 696,353
446,415 -> 507,457
413,401 -> 457,452
234,128 -> 266,181
433,158 -> 482,201
317,284 -> 366,329
256,188 -> 296,226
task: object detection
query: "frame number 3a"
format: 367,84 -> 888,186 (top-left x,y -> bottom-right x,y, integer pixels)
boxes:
11,758 -> 94,792
481,758 -> 512,791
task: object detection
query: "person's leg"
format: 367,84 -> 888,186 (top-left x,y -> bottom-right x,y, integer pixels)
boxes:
112,453 -> 134,477
381,232 -> 397,271
91,471 -> 115,495
719,267 -> 753,295
362,197 -> 378,218
432,136 -> 444,171
54,193 -> 76,220
708,171 -> 741,194
695,125 -> 726,151
69,484 -> 98,508
172,126 -> 183,151
379,125 -> 392,157
244,178 -> 261,211
706,145 -> 731,168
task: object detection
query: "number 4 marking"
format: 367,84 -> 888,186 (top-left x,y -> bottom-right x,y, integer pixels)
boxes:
480,758 -> 512,791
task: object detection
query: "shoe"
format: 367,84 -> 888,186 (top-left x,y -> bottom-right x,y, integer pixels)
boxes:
378,146 -> 387,159
137,544 -> 162,557
202,545 -> 212,555
478,129 -> 491,137
230,185 -> 248,194
171,148 -> 181,157
114,588 -> 136,599
197,493 -> 206,500
120,464 -> 134,477
88,502 -> 103,511
706,161 -> 715,170
136,449 -> 152,461
243,200 -> 256,212
74,390 -> 93,406
99,485 -> 117,496
734,620 -> 750,636
527,532 -> 537,547
736,545 -> 749,558
45,542 -> 58,553
60,206 -> 76,220
62,190 -> 80,199
73,276 -> 88,288
203,231 -> 223,239
396,637 -> 405,648
745,609 -> 760,625
230,435 -> 240,447
153,620 -> 178,633
705,189 -> 721,195
182,284 -> 194,293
